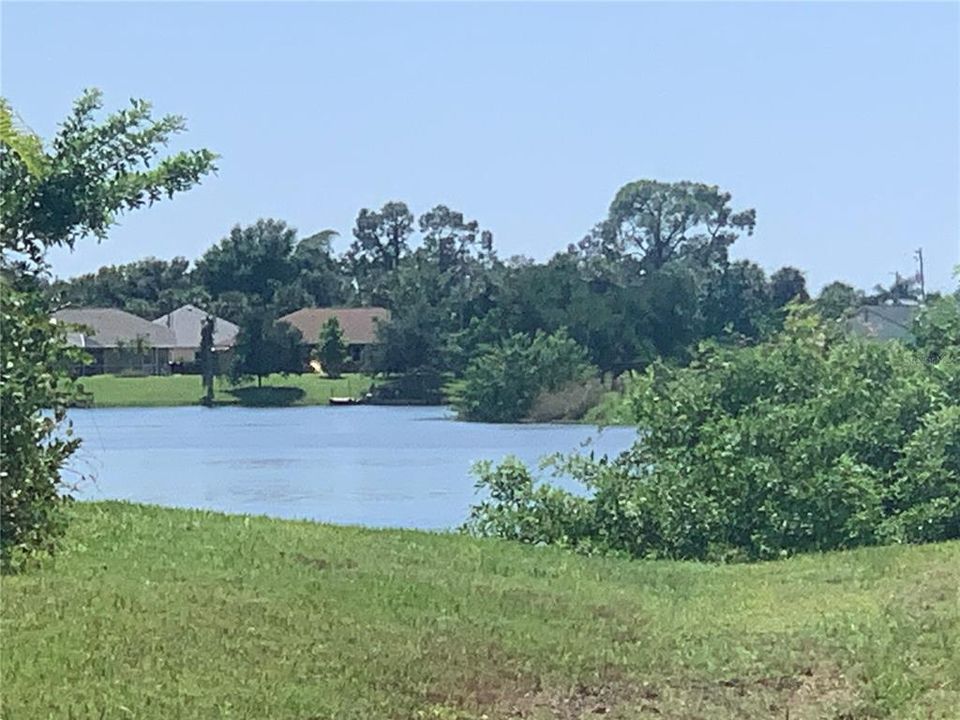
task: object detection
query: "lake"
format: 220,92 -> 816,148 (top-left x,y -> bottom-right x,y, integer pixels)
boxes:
67,406 -> 636,530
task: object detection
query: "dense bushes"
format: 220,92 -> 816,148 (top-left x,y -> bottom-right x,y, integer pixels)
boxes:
467,310 -> 959,561
450,329 -> 594,422
0,283 -> 86,568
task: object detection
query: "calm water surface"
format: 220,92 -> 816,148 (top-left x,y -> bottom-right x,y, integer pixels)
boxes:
68,406 -> 635,530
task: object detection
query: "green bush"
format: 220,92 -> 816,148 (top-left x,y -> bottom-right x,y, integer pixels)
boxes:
451,328 -> 594,422
883,405 -> 960,543
467,310 -> 959,561
0,283 -> 86,569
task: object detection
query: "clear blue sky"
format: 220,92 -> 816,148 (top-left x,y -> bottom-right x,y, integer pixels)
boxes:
3,1 -> 958,292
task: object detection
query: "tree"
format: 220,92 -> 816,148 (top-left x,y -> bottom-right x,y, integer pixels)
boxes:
913,294 -> 960,363
317,317 -> 347,378
194,219 -> 298,306
47,256 -> 205,319
700,260 -> 774,340
1,90 -> 214,569
867,272 -> 922,306
366,298 -> 447,375
592,180 -> 756,273
768,266 -> 810,307
293,229 -> 345,307
816,281 -> 862,320
199,315 -> 216,405
345,201 -> 414,304
230,310 -> 305,387
419,204 -> 493,274
2,90 -> 215,269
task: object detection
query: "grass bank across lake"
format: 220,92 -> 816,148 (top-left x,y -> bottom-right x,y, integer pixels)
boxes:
4,503 -> 958,719
75,372 -> 373,407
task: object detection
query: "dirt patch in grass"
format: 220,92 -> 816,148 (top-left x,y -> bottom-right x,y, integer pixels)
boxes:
417,662 -> 860,720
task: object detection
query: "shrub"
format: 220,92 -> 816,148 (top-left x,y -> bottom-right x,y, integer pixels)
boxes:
0,283 -> 86,569
452,329 -> 594,422
467,310 -> 958,561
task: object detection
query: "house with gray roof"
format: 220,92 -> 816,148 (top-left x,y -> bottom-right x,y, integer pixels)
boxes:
846,304 -> 921,342
153,304 -> 239,366
53,308 -> 178,375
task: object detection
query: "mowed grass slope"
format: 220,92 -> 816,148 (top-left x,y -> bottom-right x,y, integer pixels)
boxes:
75,373 -> 373,407
3,503 -> 958,720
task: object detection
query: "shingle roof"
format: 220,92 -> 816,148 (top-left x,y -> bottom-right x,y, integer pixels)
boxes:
152,304 -> 239,349
53,308 -> 178,348
846,304 -> 920,341
278,307 -> 390,345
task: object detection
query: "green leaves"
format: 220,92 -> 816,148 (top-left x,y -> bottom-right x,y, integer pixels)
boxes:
2,88 -> 217,265
468,309 -> 959,562
0,90 -> 213,569
452,329 -> 594,423
230,310 -> 306,386
317,317 -> 347,379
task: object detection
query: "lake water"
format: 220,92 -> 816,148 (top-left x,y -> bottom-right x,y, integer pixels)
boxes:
67,406 -> 636,530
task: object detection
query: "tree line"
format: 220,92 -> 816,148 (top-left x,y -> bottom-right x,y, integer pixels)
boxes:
48,180 -> 934,408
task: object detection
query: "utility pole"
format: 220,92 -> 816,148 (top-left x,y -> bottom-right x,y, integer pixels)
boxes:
914,248 -> 926,303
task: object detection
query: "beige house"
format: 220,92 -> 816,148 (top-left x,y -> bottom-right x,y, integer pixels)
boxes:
278,307 -> 390,363
54,308 -> 178,375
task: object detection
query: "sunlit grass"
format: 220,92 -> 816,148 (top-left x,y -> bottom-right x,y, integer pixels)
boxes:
74,373 -> 373,407
3,503 -> 957,718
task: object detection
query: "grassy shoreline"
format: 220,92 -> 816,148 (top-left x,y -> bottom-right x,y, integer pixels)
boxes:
74,372 -> 374,408
4,502 -> 957,718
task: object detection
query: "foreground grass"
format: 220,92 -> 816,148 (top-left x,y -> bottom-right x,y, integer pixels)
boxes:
3,503 -> 958,719
75,373 -> 373,407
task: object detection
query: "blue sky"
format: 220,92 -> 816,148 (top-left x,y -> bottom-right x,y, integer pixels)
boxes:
3,1 -> 958,292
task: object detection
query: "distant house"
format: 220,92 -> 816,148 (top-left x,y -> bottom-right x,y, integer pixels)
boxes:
152,304 -> 239,367
53,308 -> 178,375
846,304 -> 921,342
278,307 -> 390,363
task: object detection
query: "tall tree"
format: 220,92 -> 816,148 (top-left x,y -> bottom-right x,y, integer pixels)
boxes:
230,310 -> 305,387
419,204 -> 492,274
346,201 -> 414,303
867,272 -> 923,306
317,317 -> 348,378
768,266 -> 810,307
816,281 -> 862,320
0,90 -> 214,568
701,260 -> 774,340
591,180 -> 756,273
293,229 -> 345,307
194,219 -> 298,306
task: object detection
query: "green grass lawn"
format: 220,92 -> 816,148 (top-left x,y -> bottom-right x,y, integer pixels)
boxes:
3,503 -> 957,719
75,373 -> 373,407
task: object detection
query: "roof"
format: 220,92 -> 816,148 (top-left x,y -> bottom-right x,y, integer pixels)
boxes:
152,304 -> 239,349
846,304 -> 920,341
278,307 -> 390,345
53,308 -> 178,349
